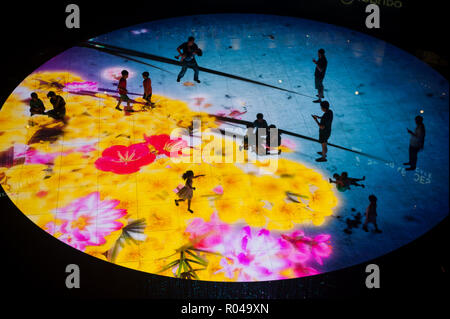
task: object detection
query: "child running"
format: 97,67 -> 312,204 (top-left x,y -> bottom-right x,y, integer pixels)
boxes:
115,70 -> 134,112
142,71 -> 153,110
174,170 -> 205,213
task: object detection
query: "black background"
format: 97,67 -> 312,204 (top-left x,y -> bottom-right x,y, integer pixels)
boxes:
0,0 -> 448,302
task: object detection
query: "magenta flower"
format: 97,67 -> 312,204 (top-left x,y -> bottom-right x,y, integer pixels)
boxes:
185,215 -> 333,281
212,185 -> 224,195
144,134 -> 188,158
310,234 -> 332,265
63,81 -> 98,93
95,143 -> 156,174
53,192 -> 126,251
280,231 -> 332,266
185,212 -> 230,250
12,142 -> 97,165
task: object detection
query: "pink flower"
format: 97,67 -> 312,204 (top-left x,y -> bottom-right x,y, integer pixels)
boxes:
13,142 -> 97,165
292,264 -> 319,277
95,143 -> 155,174
212,185 -> 224,195
184,214 -> 333,281
281,138 -> 297,150
185,212 -> 230,250
54,192 -> 126,251
310,234 -> 332,265
63,81 -> 98,93
144,134 -> 188,158
280,231 -> 332,266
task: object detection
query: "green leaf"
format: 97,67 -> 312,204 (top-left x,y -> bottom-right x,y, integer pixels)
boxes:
185,249 -> 208,265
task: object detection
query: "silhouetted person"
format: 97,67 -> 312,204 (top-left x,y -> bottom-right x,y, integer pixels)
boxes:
115,70 -> 134,112
363,195 -> 381,233
176,36 -> 202,83
142,71 -> 153,110
174,170 -> 205,213
266,124 -> 282,155
404,115 -> 425,171
341,172 -> 365,188
46,91 -> 66,120
312,101 -> 333,162
329,172 -> 365,191
29,92 -> 45,116
312,48 -> 327,103
253,113 -> 268,154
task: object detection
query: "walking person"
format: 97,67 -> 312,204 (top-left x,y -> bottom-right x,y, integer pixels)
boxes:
312,48 -> 327,103
176,36 -> 202,83
115,70 -> 134,112
404,115 -> 425,171
362,195 -> 382,233
142,71 -> 153,110
174,170 -> 205,213
312,101 -> 333,162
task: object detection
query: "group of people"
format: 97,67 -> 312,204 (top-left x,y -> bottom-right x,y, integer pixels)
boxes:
240,113 -> 282,155
29,91 -> 66,121
26,37 -> 427,234
114,70 -> 154,112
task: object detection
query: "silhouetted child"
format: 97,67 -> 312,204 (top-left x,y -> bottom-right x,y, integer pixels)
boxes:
329,172 -> 365,191
29,92 -> 46,116
341,172 -> 365,188
329,173 -> 347,192
174,170 -> 205,213
115,70 -> 134,112
142,71 -> 153,110
46,91 -> 66,120
363,195 -> 381,233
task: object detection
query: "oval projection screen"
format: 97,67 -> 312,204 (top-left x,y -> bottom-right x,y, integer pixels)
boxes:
0,14 -> 448,282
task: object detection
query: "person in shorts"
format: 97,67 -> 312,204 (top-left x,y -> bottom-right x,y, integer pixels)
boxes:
312,100 -> 333,162
115,70 -> 134,112
142,71 -> 153,110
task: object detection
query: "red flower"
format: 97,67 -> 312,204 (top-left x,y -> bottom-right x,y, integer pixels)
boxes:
144,134 -> 188,157
95,143 -> 155,174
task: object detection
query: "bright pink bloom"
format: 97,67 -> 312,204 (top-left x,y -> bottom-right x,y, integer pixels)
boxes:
53,192 -> 126,251
95,143 -> 155,174
213,185 -> 224,195
144,134 -> 188,158
13,142 -> 97,165
185,212 -> 230,250
185,215 -> 333,281
281,138 -> 297,150
63,81 -> 98,93
310,234 -> 332,265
